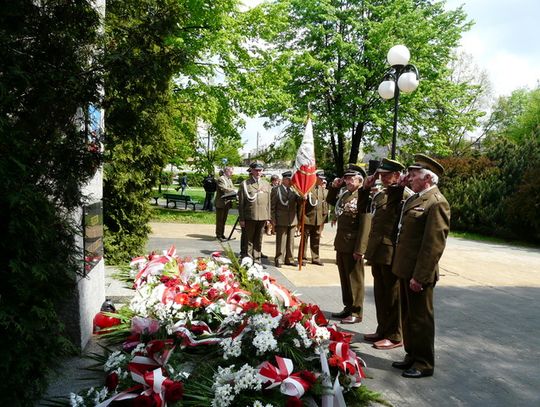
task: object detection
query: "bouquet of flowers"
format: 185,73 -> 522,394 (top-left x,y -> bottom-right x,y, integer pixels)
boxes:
68,247 -> 375,407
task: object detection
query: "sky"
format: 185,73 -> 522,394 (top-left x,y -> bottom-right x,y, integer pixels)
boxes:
241,0 -> 540,153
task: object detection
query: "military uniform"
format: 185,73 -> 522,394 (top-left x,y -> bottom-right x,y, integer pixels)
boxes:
237,164 -> 271,263
392,154 -> 451,377
327,169 -> 371,321
271,179 -> 298,266
214,172 -> 236,239
299,183 -> 327,264
361,158 -> 408,346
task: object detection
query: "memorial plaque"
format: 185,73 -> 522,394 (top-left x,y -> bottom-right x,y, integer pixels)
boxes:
83,201 -> 103,275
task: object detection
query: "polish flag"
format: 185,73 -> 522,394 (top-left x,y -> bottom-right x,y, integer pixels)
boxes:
291,118 -> 317,198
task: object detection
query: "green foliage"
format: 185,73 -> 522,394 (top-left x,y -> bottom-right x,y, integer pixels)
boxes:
103,0 -> 240,263
0,1 -> 102,404
229,0 -> 480,173
439,133 -> 540,242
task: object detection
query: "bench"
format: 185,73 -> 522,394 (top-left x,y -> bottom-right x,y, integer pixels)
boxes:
163,193 -> 199,210
152,195 -> 160,205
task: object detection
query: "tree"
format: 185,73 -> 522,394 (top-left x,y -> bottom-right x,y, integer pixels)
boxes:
0,1 -> 102,404
230,0 -> 482,174
103,0 -> 238,262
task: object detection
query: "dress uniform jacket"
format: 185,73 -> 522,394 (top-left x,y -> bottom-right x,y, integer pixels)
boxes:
392,186 -> 450,284
303,187 -> 327,226
271,185 -> 298,227
215,175 -> 236,209
271,185 -> 298,264
364,185 -> 408,264
238,177 -> 271,222
327,186 -> 371,254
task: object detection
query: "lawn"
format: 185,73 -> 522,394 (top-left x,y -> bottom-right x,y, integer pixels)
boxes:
150,206 -> 237,225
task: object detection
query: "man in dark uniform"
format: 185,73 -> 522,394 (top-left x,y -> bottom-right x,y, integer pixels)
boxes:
215,166 -> 236,241
298,170 -> 327,265
237,162 -> 272,264
360,158 -> 407,350
391,154 -> 451,378
202,174 -> 217,211
326,165 -> 371,324
271,171 -> 298,267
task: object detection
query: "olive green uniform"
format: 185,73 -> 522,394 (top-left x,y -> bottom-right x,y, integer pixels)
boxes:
327,186 -> 371,318
392,186 -> 450,372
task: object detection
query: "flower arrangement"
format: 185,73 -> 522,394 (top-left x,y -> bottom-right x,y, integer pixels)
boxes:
67,247 -> 377,407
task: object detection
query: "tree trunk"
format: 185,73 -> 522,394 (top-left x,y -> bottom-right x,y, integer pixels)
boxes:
349,121 -> 364,164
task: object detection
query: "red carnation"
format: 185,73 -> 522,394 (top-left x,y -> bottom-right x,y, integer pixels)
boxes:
207,288 -> 220,300
299,370 -> 317,385
262,303 -> 279,317
242,301 -> 259,312
165,381 -> 184,402
286,396 -> 303,407
105,372 -> 119,391
132,394 -> 155,407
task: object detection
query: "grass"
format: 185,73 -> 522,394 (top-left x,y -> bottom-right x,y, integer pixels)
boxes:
150,206 -> 237,225
153,186 -> 206,202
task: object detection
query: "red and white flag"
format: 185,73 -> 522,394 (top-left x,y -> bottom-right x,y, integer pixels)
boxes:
291,118 -> 317,198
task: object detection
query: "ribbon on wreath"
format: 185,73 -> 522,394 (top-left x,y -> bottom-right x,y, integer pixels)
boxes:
261,275 -> 298,307
258,356 -> 309,398
172,321 -> 222,347
328,341 -> 366,385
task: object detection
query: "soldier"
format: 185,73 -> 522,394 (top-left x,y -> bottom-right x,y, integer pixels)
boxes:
326,165 -> 371,324
298,170 -> 327,265
215,167 -> 236,241
237,162 -> 272,264
391,154 -> 451,378
360,158 -> 407,350
271,171 -> 299,267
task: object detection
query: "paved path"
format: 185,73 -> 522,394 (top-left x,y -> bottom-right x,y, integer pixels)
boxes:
41,222 -> 540,406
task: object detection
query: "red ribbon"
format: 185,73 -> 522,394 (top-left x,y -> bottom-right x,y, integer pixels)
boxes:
258,356 -> 309,397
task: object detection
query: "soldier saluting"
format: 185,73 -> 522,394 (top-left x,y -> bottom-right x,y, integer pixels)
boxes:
326,165 -> 371,324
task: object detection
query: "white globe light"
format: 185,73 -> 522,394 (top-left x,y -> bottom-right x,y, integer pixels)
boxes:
397,71 -> 419,93
378,80 -> 395,100
387,45 -> 410,66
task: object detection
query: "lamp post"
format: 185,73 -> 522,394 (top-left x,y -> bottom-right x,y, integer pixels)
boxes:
378,45 -> 419,159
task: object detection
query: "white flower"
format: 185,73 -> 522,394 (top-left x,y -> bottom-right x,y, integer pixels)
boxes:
252,330 -> 278,355
104,351 -> 126,372
295,322 -> 313,348
313,326 -> 331,343
241,257 -> 253,268
221,336 -> 243,360
69,392 -> 85,407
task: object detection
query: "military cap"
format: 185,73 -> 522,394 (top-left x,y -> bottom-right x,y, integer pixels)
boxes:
377,158 -> 405,173
316,170 -> 326,179
408,154 -> 444,177
248,162 -> 264,171
344,163 -> 367,178
281,170 -> 292,178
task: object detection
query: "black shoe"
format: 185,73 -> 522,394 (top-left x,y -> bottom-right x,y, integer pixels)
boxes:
402,367 -> 433,378
261,254 -> 268,259
275,261 -> 282,268
331,309 -> 351,319
216,236 -> 224,242
285,261 -> 298,267
392,358 -> 414,370
312,260 -> 324,266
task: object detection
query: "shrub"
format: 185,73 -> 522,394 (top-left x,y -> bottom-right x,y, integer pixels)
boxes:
0,1 -> 101,405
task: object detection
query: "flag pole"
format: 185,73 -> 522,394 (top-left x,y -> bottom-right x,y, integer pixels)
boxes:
298,199 -> 306,271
